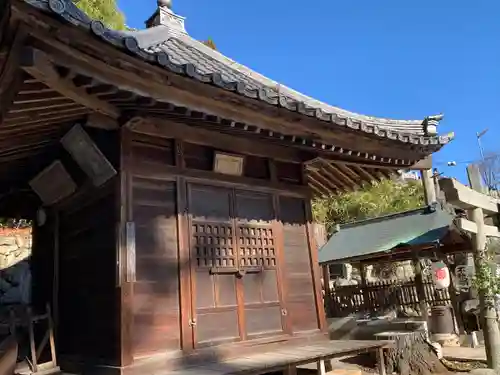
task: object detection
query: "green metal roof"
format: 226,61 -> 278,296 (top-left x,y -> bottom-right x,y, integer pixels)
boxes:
318,205 -> 456,264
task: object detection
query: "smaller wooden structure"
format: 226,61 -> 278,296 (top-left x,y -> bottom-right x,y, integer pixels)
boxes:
319,204 -> 470,266
319,204 -> 472,320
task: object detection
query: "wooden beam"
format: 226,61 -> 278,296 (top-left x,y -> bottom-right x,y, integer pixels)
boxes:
410,155 -> 433,170
439,178 -> 499,214
0,143 -> 53,162
129,116 -> 303,162
308,180 -> 327,197
312,163 -> 351,191
308,158 -> 399,170
307,173 -> 333,197
4,105 -> 86,122
316,167 -> 344,191
328,163 -> 361,187
340,163 -> 363,180
19,47 -> 120,119
2,111 -> 88,130
456,217 -> 500,238
85,113 -> 118,130
350,164 -> 378,183
324,162 -> 360,189
0,24 -> 28,125
374,169 -> 389,181
308,169 -> 337,194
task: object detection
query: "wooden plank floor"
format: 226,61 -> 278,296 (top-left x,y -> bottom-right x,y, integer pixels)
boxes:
165,340 -> 389,375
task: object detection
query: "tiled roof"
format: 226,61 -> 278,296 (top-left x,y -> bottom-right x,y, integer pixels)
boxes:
21,0 -> 454,148
318,205 -> 456,264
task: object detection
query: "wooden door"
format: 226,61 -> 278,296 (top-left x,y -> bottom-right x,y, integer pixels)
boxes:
188,184 -> 285,347
234,191 -> 285,338
188,184 -> 241,347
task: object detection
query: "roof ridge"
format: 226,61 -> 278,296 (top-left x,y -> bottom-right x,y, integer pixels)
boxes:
21,0 -> 454,148
339,205 -> 433,229
174,34 -> 427,128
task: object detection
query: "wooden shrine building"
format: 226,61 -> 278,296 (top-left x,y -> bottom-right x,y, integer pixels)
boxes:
0,0 -> 454,374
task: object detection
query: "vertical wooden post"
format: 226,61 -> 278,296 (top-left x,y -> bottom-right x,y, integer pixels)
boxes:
118,128 -> 133,366
27,307 -> 38,373
317,359 -> 326,375
417,170 -> 435,332
52,211 -> 59,339
467,165 -> 500,370
376,347 -> 387,375
174,139 -> 195,351
360,263 -> 369,312
420,169 -> 437,205
412,255 -> 429,328
272,194 -> 292,335
443,257 -> 464,334
322,264 -> 332,317
46,303 -> 57,367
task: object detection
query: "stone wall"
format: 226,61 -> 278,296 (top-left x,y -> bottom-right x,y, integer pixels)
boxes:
0,228 -> 32,305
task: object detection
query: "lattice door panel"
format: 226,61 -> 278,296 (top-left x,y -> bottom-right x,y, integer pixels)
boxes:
191,221 -> 236,269
237,224 -> 277,269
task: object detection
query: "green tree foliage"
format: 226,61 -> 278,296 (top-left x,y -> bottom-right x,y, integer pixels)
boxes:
473,238 -> 500,296
73,0 -> 126,30
312,178 -> 424,234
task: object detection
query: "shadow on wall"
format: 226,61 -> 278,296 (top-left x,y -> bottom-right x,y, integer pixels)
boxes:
128,182 -> 315,372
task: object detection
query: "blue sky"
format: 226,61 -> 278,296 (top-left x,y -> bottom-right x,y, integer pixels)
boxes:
118,0 -> 500,184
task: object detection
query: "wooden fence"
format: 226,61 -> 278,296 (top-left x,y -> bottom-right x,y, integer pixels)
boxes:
325,278 -> 452,317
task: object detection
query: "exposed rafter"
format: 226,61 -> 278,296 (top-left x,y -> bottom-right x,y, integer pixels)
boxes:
19,47 -> 120,119
323,162 -> 360,189
0,24 -> 28,125
308,169 -> 336,196
348,164 -> 378,183
316,165 -> 351,191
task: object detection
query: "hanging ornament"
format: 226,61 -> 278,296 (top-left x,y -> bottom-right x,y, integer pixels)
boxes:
432,261 -> 450,289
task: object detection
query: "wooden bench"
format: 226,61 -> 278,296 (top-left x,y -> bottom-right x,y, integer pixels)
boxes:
163,340 -> 391,375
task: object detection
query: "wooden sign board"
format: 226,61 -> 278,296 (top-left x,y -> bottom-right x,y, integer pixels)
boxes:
61,124 -> 117,187
213,152 -> 244,176
29,160 -> 77,205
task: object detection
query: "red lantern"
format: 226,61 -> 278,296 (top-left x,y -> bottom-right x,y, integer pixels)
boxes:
432,261 -> 450,289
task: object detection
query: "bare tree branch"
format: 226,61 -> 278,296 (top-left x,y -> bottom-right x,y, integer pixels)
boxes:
477,152 -> 500,190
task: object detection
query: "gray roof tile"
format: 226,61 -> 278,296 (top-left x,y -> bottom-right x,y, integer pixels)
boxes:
21,0 -> 454,148
318,205 -> 456,264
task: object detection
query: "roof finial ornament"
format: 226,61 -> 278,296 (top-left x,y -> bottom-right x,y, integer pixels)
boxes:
424,113 -> 444,136
146,0 -> 186,33
157,0 -> 172,9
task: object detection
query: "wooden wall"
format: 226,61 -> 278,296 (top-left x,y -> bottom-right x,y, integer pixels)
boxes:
121,122 -> 325,362
126,134 -> 181,358
31,215 -> 55,315
57,183 -> 118,363
30,121 -> 325,371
